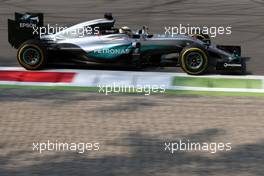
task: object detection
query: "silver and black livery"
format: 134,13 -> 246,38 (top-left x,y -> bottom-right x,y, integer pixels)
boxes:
8,12 -> 246,75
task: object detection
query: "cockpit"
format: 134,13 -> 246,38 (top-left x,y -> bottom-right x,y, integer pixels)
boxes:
51,13 -> 153,40
98,13 -> 153,39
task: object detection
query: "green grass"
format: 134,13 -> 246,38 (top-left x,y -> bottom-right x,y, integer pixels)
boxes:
0,84 -> 99,92
165,89 -> 264,97
0,84 -> 264,97
172,77 -> 263,89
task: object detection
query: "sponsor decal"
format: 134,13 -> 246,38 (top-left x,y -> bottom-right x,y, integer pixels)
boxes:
224,63 -> 242,68
19,23 -> 37,28
94,48 -> 130,55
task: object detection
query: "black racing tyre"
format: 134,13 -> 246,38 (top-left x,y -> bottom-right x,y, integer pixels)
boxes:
17,40 -> 47,70
179,46 -> 209,75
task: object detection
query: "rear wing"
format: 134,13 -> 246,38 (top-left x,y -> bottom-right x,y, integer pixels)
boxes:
8,12 -> 44,49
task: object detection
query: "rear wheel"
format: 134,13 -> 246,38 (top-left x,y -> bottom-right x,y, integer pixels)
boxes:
17,40 -> 46,70
180,47 -> 209,75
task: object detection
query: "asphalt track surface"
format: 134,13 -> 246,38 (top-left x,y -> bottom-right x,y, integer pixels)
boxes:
0,0 -> 264,74
0,89 -> 264,176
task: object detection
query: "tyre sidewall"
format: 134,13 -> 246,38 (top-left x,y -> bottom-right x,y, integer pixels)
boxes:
180,47 -> 208,75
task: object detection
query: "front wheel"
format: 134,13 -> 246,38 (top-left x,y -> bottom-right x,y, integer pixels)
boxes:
179,47 -> 209,75
17,40 -> 47,70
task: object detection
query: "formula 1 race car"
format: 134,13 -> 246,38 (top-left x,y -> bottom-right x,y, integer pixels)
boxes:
8,12 -> 246,75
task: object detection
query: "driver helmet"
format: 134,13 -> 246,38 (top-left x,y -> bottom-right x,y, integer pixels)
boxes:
119,26 -> 132,36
